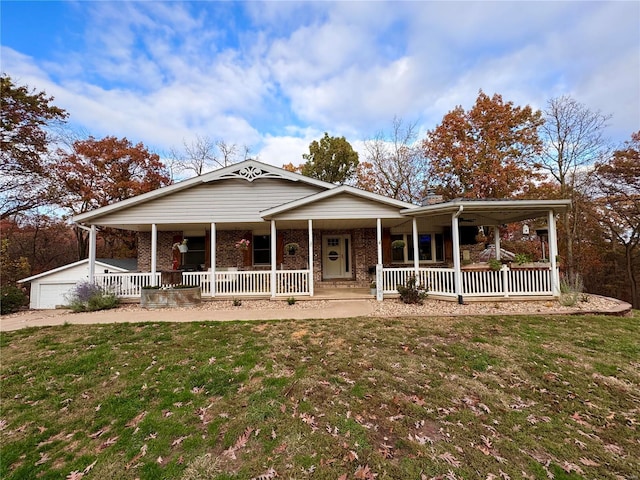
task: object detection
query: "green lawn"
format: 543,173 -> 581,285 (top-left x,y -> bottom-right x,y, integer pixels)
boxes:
1,312 -> 638,480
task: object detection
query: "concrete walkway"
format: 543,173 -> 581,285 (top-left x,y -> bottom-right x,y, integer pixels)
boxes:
0,300 -> 376,332
1,295 -> 632,332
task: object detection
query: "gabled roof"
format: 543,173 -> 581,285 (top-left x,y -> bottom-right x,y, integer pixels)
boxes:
74,159 -> 336,224
18,258 -> 132,283
261,185 -> 417,219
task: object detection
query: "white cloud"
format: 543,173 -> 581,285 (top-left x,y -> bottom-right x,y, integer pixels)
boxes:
2,0 -> 638,164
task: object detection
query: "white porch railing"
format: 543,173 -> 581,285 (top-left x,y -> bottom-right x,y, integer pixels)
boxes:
276,270 -> 310,296
382,267 -> 456,296
95,272 -> 160,297
95,270 -> 311,298
382,265 -> 553,298
215,270 -> 271,296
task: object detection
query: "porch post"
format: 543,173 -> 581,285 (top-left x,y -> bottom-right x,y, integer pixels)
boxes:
271,220 -> 277,298
412,217 -> 420,282
88,225 -> 96,282
548,210 -> 560,295
452,208 -> 463,303
210,222 -> 216,297
376,218 -> 383,301
308,219 -> 314,296
151,223 -> 158,286
493,226 -> 501,261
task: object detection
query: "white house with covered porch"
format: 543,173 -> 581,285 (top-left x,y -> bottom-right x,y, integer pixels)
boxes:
73,159 -> 570,302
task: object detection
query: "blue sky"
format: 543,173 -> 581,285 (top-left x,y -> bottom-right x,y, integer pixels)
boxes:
2,1 -> 639,167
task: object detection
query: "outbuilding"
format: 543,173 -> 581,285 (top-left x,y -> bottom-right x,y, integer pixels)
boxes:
18,259 -> 135,309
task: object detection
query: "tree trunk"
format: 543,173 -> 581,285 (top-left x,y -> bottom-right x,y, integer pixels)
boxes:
75,226 -> 89,261
626,244 -> 639,309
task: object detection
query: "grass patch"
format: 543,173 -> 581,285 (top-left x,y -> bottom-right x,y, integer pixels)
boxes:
1,313 -> 639,479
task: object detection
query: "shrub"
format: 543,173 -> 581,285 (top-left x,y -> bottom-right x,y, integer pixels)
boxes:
397,276 -> 427,305
66,281 -> 119,313
514,253 -> 531,265
287,297 -> 296,305
488,259 -> 502,271
559,274 -> 586,307
233,298 -> 242,307
1,285 -> 28,315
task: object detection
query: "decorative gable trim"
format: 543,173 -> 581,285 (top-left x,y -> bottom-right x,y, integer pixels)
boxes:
216,164 -> 293,182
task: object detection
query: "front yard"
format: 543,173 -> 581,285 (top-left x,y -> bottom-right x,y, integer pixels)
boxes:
1,313 -> 638,479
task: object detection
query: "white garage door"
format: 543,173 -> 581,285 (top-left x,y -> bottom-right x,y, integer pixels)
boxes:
38,283 -> 76,309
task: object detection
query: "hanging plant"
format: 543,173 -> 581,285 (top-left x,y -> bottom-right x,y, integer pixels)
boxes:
235,239 -> 250,251
284,242 -> 299,255
391,239 -> 406,249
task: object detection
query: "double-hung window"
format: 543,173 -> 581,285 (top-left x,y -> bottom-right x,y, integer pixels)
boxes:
391,233 -> 444,263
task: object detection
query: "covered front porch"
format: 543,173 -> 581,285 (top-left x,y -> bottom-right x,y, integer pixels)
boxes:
87,198 -> 570,302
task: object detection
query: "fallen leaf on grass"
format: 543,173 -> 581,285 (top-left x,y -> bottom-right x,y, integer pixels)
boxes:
125,411 -> 147,429
438,452 -> 461,468
273,443 -> 287,454
561,462 -> 584,474
223,427 -> 253,459
98,436 -> 119,451
171,435 -> 189,447
354,464 -> 378,479
83,460 -> 97,474
579,457 -> 600,467
66,471 -> 83,480
35,452 -> 50,466
251,467 -> 278,480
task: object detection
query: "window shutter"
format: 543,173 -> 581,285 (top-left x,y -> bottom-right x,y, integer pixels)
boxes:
382,228 -> 391,264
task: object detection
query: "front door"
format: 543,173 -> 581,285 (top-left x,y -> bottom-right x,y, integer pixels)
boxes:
322,235 -> 351,279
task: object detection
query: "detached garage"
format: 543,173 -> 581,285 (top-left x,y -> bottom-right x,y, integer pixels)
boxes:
18,259 -> 135,310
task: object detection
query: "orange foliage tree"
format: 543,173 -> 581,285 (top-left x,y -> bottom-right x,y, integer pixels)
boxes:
53,136 -> 171,258
423,91 -> 543,199
592,131 -> 640,307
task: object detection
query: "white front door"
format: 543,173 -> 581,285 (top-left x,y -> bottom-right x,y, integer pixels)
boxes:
322,235 -> 351,279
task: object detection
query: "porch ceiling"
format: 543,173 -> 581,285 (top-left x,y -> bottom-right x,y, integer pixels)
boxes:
402,199 -> 571,226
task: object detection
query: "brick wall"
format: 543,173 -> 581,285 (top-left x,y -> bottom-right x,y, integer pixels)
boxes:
137,231 -> 181,272
136,227 -> 379,287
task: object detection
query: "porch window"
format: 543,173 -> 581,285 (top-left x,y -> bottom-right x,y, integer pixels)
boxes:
183,236 -> 206,269
391,233 -> 444,263
253,234 -> 271,265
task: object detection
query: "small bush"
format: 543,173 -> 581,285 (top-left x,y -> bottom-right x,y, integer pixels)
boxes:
488,259 -> 502,271
1,285 -> 28,315
66,281 -> 119,313
287,297 -> 296,305
514,253 -> 531,265
233,298 -> 242,307
559,274 -> 586,307
397,276 -> 427,305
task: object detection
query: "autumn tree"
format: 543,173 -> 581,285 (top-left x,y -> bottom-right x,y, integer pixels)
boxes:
0,75 -> 68,218
591,131 -> 640,308
356,117 -> 426,203
52,136 -> 171,258
423,91 -> 544,199
537,95 -> 611,278
301,132 -> 359,184
1,215 -> 76,279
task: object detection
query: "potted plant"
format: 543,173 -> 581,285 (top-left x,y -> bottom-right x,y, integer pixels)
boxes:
284,242 -> 299,255
391,239 -> 406,250
370,281 -> 377,295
